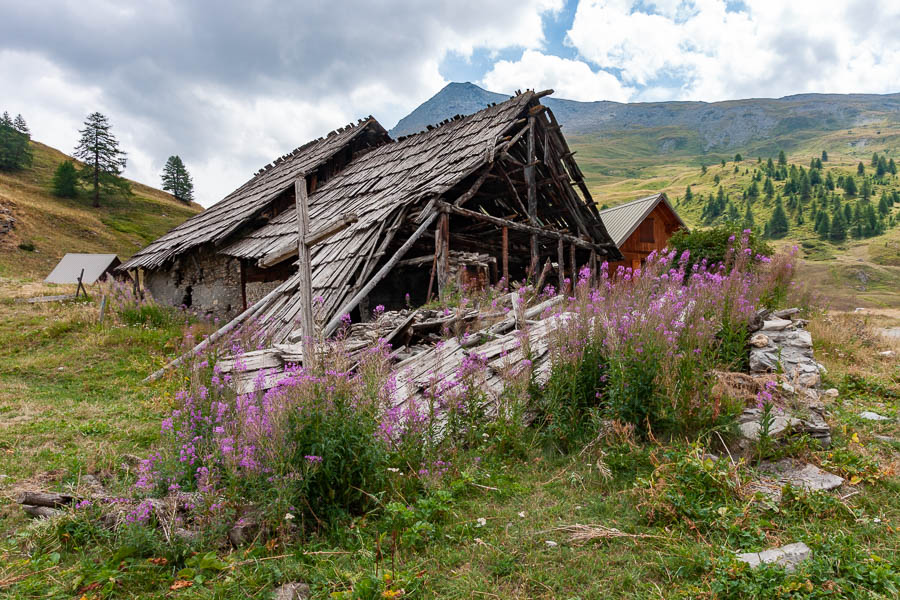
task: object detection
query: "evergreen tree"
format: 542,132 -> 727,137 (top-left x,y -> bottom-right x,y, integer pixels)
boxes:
817,211 -> 830,239
843,175 -> 857,196
844,202 -> 853,223
821,150 -> 828,162
857,161 -> 865,176
684,184 -> 693,202
872,152 -> 880,167
0,110 -> 33,170
879,192 -> 890,216
876,156 -> 887,179
74,112 -> 128,207
701,164 -> 707,175
763,176 -> 775,199
860,178 -> 871,201
766,195 -> 790,238
825,170 -> 835,190
747,180 -> 759,199
727,201 -> 741,222
889,158 -> 897,175
766,157 -> 775,175
51,160 -> 79,198
721,159 -> 726,167
713,174 -> 720,185
734,153 -> 743,162
830,209 -> 847,241
743,203 -> 754,228
161,155 -> 194,203
800,173 -> 812,200
778,150 -> 787,167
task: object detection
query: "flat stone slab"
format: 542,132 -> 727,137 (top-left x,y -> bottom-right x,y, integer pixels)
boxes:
759,459 -> 844,493
762,318 -> 793,331
736,542 -> 811,572
859,411 -> 890,421
274,582 -> 311,600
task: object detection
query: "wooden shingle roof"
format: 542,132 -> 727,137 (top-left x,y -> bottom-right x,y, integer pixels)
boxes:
119,118 -> 389,271
226,92 -> 541,343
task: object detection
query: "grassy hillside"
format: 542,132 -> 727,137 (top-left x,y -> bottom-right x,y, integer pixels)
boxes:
570,118 -> 900,309
0,141 -> 201,279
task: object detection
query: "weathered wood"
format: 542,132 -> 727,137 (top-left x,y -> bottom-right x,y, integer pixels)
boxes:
98,294 -> 107,323
557,237 -> 565,293
501,226 -> 509,284
453,168 -> 492,208
436,212 -> 449,299
257,214 -> 360,268
75,268 -> 86,299
322,210 -> 439,337
294,176 -> 316,369
535,258 -> 552,293
25,294 -> 76,304
434,201 -> 610,253
569,243 -> 577,291
525,116 -> 539,276
23,505 -> 61,519
19,491 -> 74,508
240,261 -> 247,311
217,349 -> 284,373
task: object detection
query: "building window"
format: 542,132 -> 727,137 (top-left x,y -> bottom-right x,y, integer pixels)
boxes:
639,218 -> 655,243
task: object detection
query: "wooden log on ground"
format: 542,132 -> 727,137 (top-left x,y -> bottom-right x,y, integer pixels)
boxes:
23,505 -> 61,519
19,491 -> 75,508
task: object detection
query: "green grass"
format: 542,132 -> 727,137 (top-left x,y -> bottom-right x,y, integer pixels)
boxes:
0,140 -> 201,279
0,285 -> 898,598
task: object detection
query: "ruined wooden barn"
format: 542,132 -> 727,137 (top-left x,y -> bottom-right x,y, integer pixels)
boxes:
126,90 -> 622,345
598,193 -> 686,271
118,118 -> 392,315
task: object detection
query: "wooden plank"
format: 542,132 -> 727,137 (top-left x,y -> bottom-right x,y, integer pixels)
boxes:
525,116 -> 538,276
295,176 -> 316,368
501,226 -> 509,284
436,212 -> 449,299
434,201 -> 609,253
557,237 -> 565,293
322,209 -> 439,337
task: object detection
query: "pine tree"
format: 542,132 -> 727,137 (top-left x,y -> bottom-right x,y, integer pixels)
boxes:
857,162 -> 865,176
795,201 -> 804,225
821,150 -> 828,162
701,164 -> 707,175
0,110 -> 33,171
763,176 -> 775,199
879,192 -> 890,216
734,153 -> 743,162
161,155 -> 194,203
778,150 -> 787,167
74,112 -> 128,207
825,170 -> 835,190
743,203 -> 754,228
830,209 -> 847,241
876,156 -> 887,179
52,160 -> 79,198
843,175 -> 857,196
766,195 -> 790,238
817,212 -> 830,239
684,184 -> 693,202
872,152 -> 880,167
860,178 -> 871,201
889,158 -> 897,176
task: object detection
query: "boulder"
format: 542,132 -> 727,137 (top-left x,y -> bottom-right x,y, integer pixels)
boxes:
759,459 -> 843,492
823,388 -> 839,399
750,333 -> 770,348
736,542 -> 811,572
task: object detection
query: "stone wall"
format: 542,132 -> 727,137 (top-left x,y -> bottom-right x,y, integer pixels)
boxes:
144,246 -> 243,319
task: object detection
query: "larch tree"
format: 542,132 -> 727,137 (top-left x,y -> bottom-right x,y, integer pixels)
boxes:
162,155 -> 194,203
0,111 -> 33,171
74,112 -> 128,207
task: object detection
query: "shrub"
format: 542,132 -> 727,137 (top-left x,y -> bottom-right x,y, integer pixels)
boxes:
18,241 -> 35,251
669,224 -> 772,273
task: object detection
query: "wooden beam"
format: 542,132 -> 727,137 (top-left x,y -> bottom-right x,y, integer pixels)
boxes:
294,176 -> 316,369
525,116 -> 538,276
501,226 -> 509,285
240,260 -> 247,311
435,201 -> 613,254
557,237 -> 565,293
454,167 -> 492,207
257,213 -> 359,268
322,210 -> 439,337
436,212 -> 449,299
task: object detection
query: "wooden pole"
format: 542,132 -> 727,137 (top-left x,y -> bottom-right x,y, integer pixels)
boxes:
322,210 -> 439,338
525,116 -> 539,277
436,212 -> 449,300
75,268 -> 86,298
501,226 -> 509,286
557,237 -> 565,294
239,260 -> 247,311
294,176 -> 316,369
569,243 -> 577,292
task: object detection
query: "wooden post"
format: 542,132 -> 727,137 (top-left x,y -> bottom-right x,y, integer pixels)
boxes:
75,268 -> 86,298
501,226 -> 509,286
436,211 -> 449,300
98,294 -> 107,323
525,116 -> 538,277
557,237 -> 565,294
569,243 -> 577,290
590,249 -> 598,287
294,176 -> 316,369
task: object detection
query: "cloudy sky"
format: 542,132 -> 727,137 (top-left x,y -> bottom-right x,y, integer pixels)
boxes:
3,0 -> 900,206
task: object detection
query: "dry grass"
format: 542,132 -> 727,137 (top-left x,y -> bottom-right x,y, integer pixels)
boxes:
808,311 -> 900,382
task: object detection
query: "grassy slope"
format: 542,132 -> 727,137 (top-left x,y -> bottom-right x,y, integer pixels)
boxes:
0,141 -> 201,280
570,116 -> 900,310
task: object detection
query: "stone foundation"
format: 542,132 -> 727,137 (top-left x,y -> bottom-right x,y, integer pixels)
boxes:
144,246 -> 243,319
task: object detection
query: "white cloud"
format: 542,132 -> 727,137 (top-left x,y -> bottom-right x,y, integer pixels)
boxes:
567,0 -> 900,102
481,49 -> 633,101
0,1 -> 563,205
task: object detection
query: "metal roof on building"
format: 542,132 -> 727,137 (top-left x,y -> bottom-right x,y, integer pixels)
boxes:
598,193 -> 686,247
45,253 -> 121,284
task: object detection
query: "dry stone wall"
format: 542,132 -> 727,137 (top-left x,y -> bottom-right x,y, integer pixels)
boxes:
144,246 -> 243,319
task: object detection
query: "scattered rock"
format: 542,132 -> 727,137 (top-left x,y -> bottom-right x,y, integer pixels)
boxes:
762,318 -> 793,331
738,409 -> 801,441
759,459 -> 844,493
823,388 -> 839,399
228,505 -> 261,547
878,350 -> 895,358
750,333 -> 770,348
874,434 -> 898,443
736,542 -> 811,572
859,411 -> 890,421
274,582 -> 311,600
544,540 -> 558,547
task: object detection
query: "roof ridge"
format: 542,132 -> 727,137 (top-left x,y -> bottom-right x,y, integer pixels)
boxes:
394,91 -> 532,143
598,193 -> 663,213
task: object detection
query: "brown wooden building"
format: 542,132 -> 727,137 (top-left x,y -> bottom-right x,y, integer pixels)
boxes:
598,193 -> 686,271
